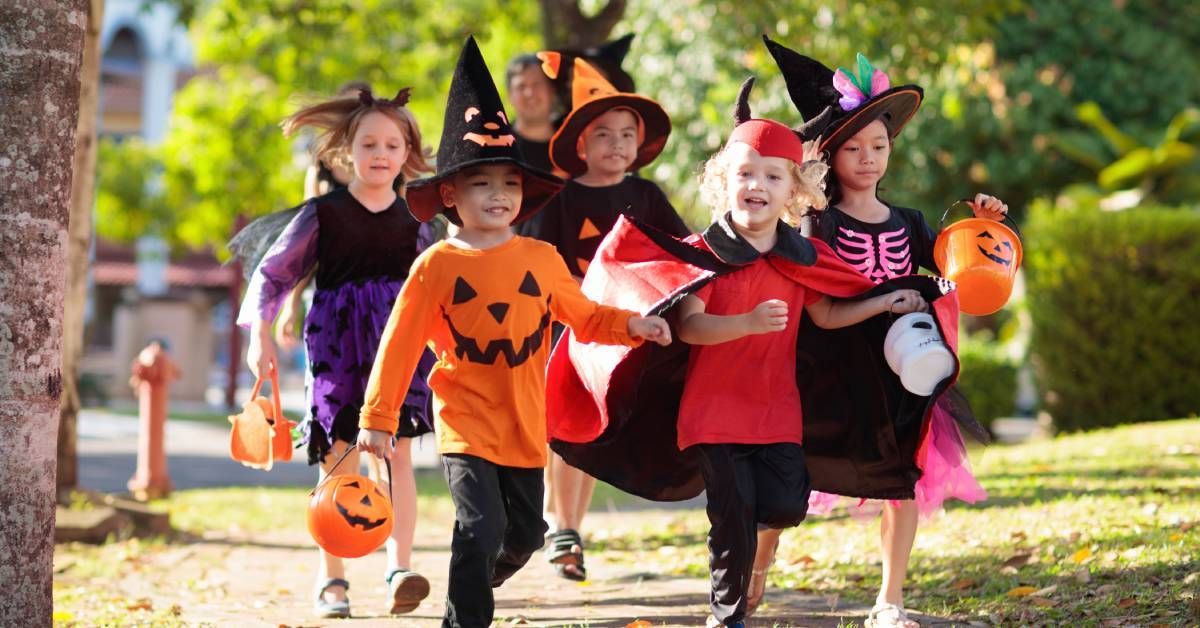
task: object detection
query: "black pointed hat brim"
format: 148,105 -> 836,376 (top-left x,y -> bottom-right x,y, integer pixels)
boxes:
549,94 -> 671,177
406,159 -> 564,225
817,85 -> 923,153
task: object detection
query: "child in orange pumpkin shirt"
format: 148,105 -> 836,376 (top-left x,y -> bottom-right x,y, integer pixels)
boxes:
355,37 -> 671,628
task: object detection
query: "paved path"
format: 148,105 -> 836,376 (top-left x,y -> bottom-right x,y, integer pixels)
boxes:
77,409 -> 440,493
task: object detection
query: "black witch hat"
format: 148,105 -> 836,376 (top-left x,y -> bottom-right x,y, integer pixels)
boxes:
407,36 -> 563,225
762,35 -> 923,153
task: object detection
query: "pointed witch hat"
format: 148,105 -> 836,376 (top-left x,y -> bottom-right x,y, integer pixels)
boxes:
762,35 -> 922,153
548,58 -> 671,177
537,33 -> 637,105
407,36 -> 563,225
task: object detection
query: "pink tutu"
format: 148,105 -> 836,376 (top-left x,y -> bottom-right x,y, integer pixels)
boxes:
808,399 -> 987,520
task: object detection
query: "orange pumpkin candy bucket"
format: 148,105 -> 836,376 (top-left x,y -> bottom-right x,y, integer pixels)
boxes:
933,201 -> 1023,316
307,445 -> 394,558
228,363 -> 295,470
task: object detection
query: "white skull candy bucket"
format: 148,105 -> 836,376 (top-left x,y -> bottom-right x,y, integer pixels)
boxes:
883,312 -> 955,396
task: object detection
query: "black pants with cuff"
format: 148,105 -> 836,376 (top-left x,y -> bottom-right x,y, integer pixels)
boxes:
695,442 -> 812,626
441,453 -> 548,628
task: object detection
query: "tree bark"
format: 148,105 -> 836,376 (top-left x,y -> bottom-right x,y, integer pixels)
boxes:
57,0 -> 105,497
0,1 -> 87,625
538,0 -> 627,49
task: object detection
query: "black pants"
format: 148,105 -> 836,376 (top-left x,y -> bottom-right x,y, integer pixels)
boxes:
441,454 -> 548,628
695,442 -> 811,625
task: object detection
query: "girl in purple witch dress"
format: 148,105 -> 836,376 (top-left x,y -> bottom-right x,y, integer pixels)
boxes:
236,87 -> 437,619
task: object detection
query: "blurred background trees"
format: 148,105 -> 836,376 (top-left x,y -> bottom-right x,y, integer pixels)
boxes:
91,0 -> 1200,432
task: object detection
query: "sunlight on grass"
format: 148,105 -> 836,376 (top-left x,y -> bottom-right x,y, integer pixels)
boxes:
590,418 -> 1200,625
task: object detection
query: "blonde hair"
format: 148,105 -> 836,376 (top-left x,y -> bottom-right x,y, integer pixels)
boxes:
699,138 -> 828,227
282,93 -> 433,181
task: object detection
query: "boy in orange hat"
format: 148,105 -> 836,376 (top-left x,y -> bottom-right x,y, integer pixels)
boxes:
522,57 -> 691,581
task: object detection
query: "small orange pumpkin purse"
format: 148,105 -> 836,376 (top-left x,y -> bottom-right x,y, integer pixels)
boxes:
228,363 -> 295,470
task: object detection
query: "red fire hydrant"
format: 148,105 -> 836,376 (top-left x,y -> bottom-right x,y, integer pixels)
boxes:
127,339 -> 181,500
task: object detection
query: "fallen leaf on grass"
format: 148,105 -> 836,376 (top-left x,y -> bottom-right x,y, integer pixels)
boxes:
1096,584 -> 1119,595
1007,586 -> 1038,597
51,611 -> 74,622
795,555 -> 816,565
1032,585 -> 1058,597
125,598 -> 153,612
1116,597 -> 1136,609
1070,547 -> 1092,564
1002,553 -> 1033,569
947,578 -> 977,591
1074,567 -> 1091,583
1181,521 -> 1196,532
1169,533 -> 1183,542
1030,596 -> 1058,608
1184,572 -> 1200,585
1000,566 -> 1020,575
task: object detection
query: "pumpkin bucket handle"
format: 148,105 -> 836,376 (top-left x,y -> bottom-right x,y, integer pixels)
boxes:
310,444 -> 393,497
938,199 -> 1020,233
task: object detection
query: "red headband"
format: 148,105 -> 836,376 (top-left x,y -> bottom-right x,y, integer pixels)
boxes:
727,118 -> 805,165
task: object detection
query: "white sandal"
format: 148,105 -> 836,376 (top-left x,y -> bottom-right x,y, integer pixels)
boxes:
866,602 -> 920,628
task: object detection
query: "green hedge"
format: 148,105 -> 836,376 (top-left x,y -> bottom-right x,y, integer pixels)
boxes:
957,338 -> 1018,433
1025,202 -> 1200,431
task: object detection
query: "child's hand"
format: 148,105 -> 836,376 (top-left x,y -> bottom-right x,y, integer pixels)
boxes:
746,299 -> 789,334
881,290 -> 929,315
274,297 -> 300,350
971,193 -> 1009,222
356,428 -> 394,460
628,315 -> 673,346
246,331 -> 277,379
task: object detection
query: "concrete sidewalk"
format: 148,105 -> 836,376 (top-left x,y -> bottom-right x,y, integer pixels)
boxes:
77,408 -> 440,494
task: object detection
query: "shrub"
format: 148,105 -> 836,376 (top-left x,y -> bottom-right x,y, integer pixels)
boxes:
956,337 -> 1018,433
1025,201 -> 1200,430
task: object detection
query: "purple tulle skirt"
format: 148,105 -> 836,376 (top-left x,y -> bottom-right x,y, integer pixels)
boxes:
299,276 -> 434,463
808,398 -> 987,519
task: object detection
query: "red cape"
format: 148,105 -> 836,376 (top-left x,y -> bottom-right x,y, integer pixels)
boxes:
547,215 -> 963,501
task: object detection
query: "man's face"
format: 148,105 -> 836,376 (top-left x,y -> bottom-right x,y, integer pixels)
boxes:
508,65 -> 556,125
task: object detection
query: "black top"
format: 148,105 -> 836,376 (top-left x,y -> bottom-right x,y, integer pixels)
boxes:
314,188 -> 422,289
813,204 -> 939,284
523,176 -> 691,277
514,133 -> 554,173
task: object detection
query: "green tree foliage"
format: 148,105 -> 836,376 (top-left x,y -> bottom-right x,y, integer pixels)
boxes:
905,0 -> 1200,220
617,0 -> 1018,227
1054,103 -> 1200,207
1024,200 -> 1200,430
139,0 -> 543,252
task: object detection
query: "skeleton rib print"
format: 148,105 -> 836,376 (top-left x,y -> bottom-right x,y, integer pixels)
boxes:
835,226 -> 913,283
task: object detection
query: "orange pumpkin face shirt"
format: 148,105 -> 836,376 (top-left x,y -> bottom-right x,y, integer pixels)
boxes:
359,236 -> 641,468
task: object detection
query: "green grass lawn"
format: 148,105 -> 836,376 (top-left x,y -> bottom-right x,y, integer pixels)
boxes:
55,418 -> 1200,625
592,418 -> 1200,625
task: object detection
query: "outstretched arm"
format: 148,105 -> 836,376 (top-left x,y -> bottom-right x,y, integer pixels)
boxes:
805,289 -> 927,330
676,294 -> 789,346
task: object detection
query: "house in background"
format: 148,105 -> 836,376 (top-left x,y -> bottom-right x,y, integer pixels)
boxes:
81,1 -> 239,404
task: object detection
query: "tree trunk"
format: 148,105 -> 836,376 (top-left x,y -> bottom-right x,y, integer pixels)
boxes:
58,0 -> 105,497
0,1 -> 87,625
538,0 -> 627,49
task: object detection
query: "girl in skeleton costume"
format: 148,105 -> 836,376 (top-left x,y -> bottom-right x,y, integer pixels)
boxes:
755,37 -> 1010,627
236,87 -> 437,618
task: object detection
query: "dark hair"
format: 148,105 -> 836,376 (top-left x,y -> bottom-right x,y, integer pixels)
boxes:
822,129 -> 894,208
505,53 -> 543,88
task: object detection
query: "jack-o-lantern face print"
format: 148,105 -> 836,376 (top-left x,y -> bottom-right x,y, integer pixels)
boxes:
441,270 -> 550,367
976,229 -> 1015,267
462,106 -> 516,147
334,480 -> 391,531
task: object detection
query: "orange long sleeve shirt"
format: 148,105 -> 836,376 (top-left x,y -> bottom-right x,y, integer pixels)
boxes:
360,236 -> 641,468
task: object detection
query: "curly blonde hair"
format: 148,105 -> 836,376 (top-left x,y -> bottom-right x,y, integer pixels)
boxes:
699,139 -> 828,227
